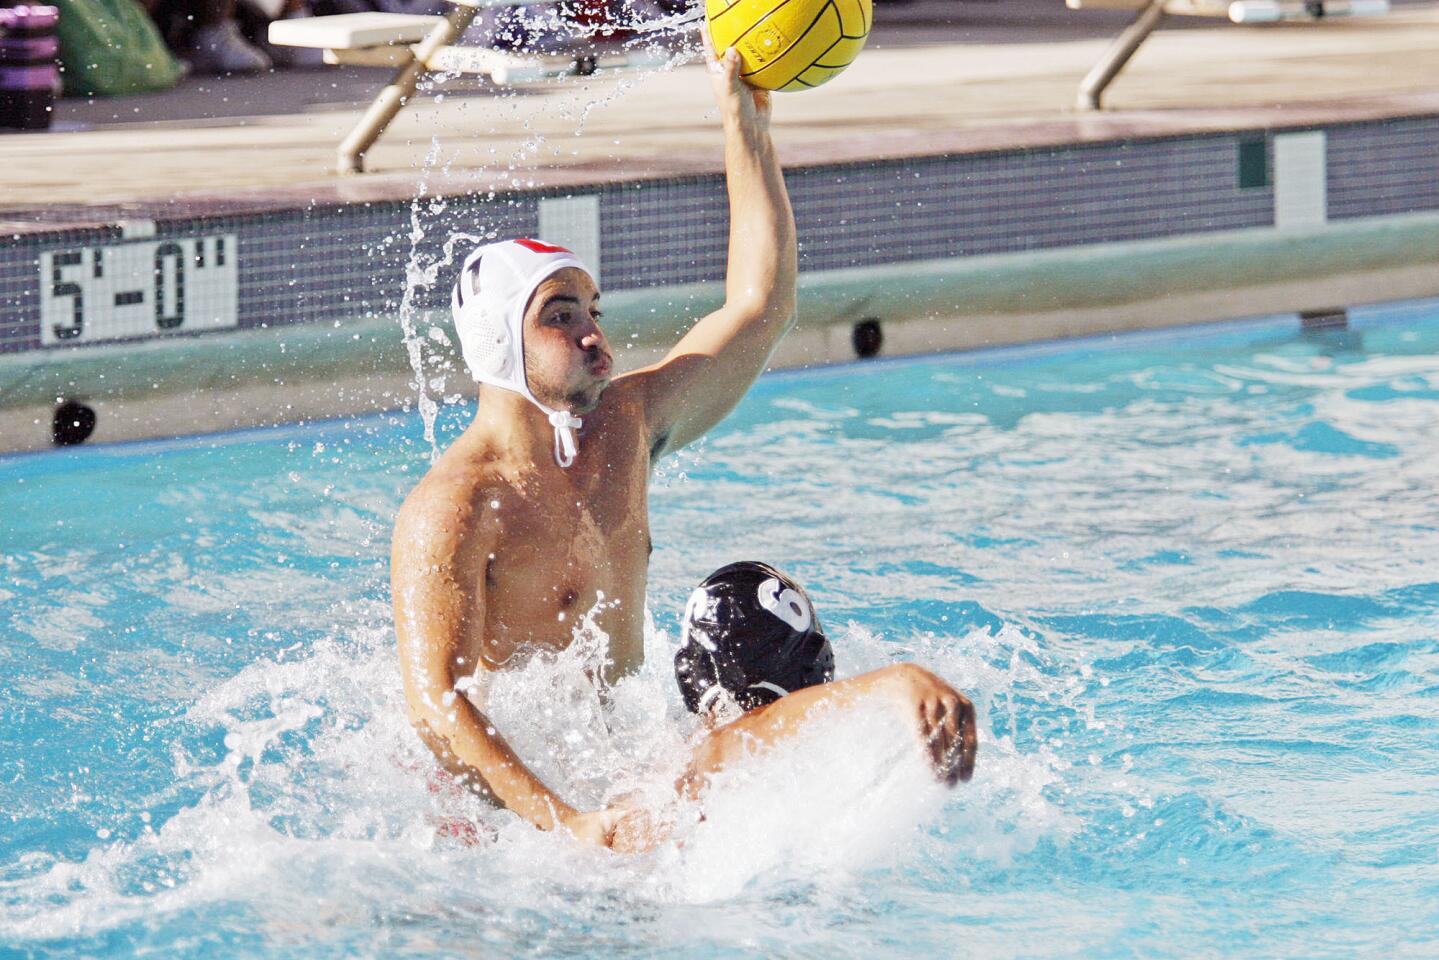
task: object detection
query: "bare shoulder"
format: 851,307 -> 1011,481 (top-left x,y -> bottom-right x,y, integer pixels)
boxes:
392,448 -> 509,571
597,369 -> 658,419
607,309 -> 778,457
607,361 -> 687,450
609,356 -> 683,407
562,371 -> 663,459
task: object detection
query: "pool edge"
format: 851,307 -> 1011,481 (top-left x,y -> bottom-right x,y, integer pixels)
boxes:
4,210 -> 1438,455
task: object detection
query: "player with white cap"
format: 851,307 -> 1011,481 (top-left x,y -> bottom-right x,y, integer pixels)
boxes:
391,33 -> 975,852
450,237 -> 597,467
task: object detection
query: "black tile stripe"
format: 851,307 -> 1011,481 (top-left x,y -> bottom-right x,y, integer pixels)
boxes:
1327,116 -> 1439,220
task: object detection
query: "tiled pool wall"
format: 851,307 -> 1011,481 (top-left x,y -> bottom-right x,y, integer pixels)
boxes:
2,114 -> 1437,358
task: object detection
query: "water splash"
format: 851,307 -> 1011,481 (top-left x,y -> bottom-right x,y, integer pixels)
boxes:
396,180 -> 491,459
0,594 -> 1075,947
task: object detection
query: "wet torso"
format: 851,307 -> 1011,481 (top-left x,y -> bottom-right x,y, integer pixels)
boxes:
409,383 -> 656,684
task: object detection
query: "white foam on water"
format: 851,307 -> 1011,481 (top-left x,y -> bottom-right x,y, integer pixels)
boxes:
0,598 -> 1079,945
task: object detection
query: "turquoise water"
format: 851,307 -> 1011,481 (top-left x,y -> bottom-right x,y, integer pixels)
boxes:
3,301 -> 1439,957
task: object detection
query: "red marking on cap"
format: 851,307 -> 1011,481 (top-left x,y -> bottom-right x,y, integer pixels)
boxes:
514,238 -> 571,255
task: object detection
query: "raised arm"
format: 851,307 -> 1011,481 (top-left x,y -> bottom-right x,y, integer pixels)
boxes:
391,490 -> 594,839
628,37 -> 798,456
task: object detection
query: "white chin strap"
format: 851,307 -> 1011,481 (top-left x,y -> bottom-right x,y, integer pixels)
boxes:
548,409 -> 582,468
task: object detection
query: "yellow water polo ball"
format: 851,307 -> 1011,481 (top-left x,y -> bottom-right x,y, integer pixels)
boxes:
706,0 -> 872,92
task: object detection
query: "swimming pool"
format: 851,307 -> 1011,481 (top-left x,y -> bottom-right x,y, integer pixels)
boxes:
3,300 -> 1438,957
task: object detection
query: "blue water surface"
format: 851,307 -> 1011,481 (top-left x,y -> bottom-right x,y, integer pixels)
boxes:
3,301 -> 1438,957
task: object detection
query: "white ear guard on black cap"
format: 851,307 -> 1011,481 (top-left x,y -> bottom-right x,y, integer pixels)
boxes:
451,239 -> 595,467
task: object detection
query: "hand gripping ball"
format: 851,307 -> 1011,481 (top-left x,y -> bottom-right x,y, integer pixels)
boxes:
706,0 -> 872,92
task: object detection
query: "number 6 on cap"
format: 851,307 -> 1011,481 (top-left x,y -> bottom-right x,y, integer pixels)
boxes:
758,577 -> 812,632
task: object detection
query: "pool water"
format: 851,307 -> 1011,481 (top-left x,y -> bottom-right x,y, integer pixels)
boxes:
3,301 -> 1438,957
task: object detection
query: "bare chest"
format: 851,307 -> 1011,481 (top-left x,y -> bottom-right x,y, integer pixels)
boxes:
477,457 -> 651,672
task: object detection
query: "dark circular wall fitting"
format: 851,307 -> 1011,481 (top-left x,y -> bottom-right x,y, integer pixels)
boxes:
52,400 -> 97,447
852,318 -> 883,359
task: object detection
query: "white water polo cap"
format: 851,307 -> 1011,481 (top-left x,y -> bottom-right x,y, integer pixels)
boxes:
452,238 -> 595,468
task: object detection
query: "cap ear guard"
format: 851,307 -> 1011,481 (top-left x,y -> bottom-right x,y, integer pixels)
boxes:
674,642 -> 720,714
468,312 -> 513,379
675,618 -> 760,715
452,253 -> 515,380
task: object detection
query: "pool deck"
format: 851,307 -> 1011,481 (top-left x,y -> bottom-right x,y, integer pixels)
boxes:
4,2 -> 1439,218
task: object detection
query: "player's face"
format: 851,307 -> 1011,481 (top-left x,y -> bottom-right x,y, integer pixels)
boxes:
522,268 -> 612,414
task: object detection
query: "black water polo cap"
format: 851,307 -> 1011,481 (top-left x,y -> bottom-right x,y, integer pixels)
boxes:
674,561 -> 835,714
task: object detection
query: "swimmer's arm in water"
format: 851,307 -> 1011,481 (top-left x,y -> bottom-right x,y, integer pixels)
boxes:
391,490 -> 589,839
619,35 -> 797,457
598,664 -> 977,853
680,664 -> 978,798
